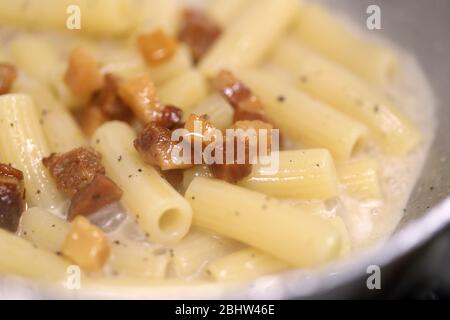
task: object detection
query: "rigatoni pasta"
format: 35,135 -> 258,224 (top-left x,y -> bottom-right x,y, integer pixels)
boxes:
92,121 -> 192,245
337,158 -> 382,200
295,4 -> 399,84
19,207 -> 70,253
206,0 -> 254,26
185,177 -> 342,267
158,70 -> 208,113
0,228 -> 71,281
238,69 -> 369,160
170,228 -> 241,279
199,0 -> 298,77
0,0 -> 139,37
207,248 -> 288,281
239,149 -> 339,200
0,94 -> 65,210
270,37 -> 421,155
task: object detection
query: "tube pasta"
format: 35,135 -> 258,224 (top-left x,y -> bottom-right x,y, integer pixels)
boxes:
92,121 -> 193,245
207,248 -> 289,281
134,0 -> 180,36
206,0 -> 254,26
295,4 -> 399,84
185,177 -> 342,267
19,207 -> 70,253
0,229 -> 71,281
337,158 -> 382,200
13,75 -> 86,153
271,37 -> 421,155
100,45 -> 192,85
9,36 -> 86,109
109,239 -> 170,279
40,109 -> 86,153
199,0 -> 298,78
170,228 -> 242,280
0,0 -> 139,37
147,45 -> 193,85
0,94 -> 65,210
99,50 -> 148,80
182,165 -> 212,195
189,94 -> 234,131
327,216 -> 351,258
158,70 -> 208,112
239,149 -> 339,200
239,69 -> 368,160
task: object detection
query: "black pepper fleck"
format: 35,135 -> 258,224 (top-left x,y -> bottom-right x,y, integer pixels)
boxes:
277,95 -> 285,102
118,155 -> 122,162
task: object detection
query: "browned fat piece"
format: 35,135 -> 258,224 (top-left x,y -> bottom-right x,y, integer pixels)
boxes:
209,138 -> 253,183
0,63 -> 17,95
64,47 -> 104,96
0,164 -> 25,232
43,147 -> 106,197
213,70 -> 267,122
74,105 -> 109,137
153,105 -> 184,129
179,8 -> 222,62
68,174 -> 123,220
93,74 -> 133,121
134,123 -> 192,171
138,29 -> 178,66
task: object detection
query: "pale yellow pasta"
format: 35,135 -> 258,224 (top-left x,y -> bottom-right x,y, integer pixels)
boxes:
239,69 -> 368,160
207,248 -> 289,282
100,44 -> 193,85
92,121 -> 193,245
147,45 -> 193,85
19,207 -> 70,253
0,229 -> 70,281
295,4 -> 399,84
9,36 -> 86,109
185,177 -> 342,267
337,158 -> 382,200
182,165 -> 212,195
240,149 -> 339,200
109,239 -> 170,279
134,0 -> 179,36
189,94 -> 234,131
13,74 -> 63,112
199,0 -> 298,78
206,0 -> 254,26
0,0 -> 139,37
271,37 -> 421,155
0,94 -> 65,210
13,75 -> 86,153
99,49 -> 148,80
327,216 -> 351,258
40,109 -> 86,153
158,70 -> 208,112
170,228 -> 241,280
